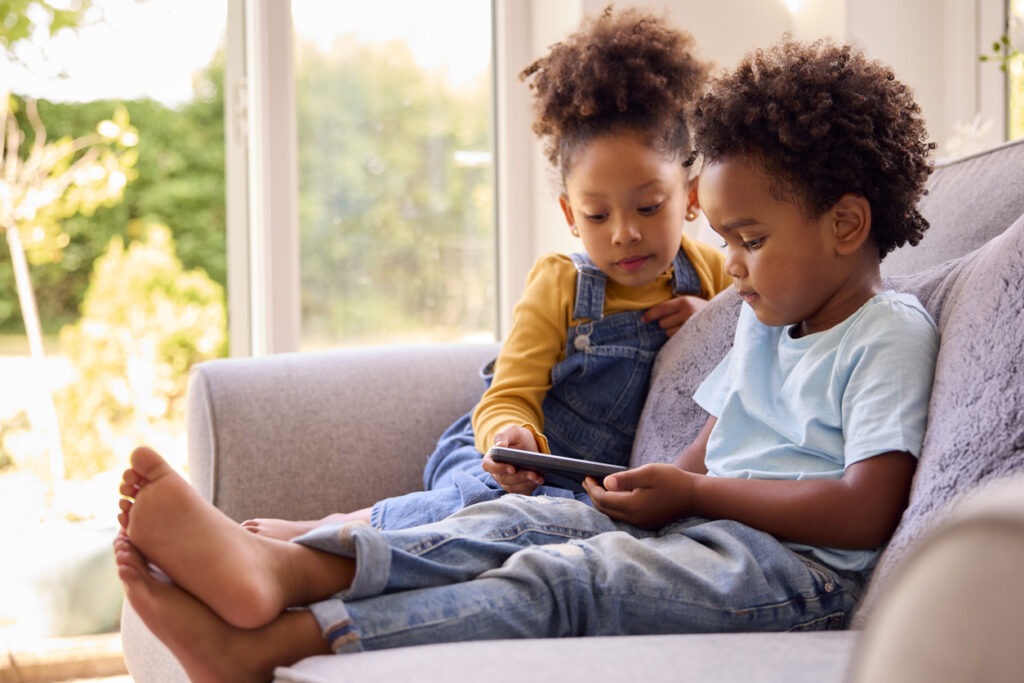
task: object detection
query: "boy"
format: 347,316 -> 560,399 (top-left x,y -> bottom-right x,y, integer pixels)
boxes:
115,37 -> 939,681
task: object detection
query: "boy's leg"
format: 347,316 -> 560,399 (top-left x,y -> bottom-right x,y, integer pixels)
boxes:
294,494 -> 624,599
305,517 -> 862,652
115,535 -> 329,682
118,446 -> 357,629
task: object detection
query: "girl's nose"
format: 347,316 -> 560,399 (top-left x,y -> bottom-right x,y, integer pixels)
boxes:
612,220 -> 641,245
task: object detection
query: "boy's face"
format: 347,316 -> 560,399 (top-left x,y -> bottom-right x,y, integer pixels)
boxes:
698,156 -> 865,337
559,132 -> 689,289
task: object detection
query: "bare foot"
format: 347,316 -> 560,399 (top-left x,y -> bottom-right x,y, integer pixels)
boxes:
242,509 -> 372,541
119,446 -> 356,629
116,535 -> 329,682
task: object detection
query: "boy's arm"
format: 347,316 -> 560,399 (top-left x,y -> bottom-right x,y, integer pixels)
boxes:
586,447 -> 916,549
671,416 -> 713,474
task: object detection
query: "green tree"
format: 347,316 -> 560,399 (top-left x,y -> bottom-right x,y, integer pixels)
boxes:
56,224 -> 226,477
0,0 -> 92,61
0,55 -> 227,333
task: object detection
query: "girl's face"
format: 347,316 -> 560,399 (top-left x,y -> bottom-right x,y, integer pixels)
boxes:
697,156 -> 871,337
559,132 -> 691,289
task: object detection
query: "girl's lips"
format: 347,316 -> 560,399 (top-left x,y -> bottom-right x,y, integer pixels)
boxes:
737,289 -> 759,303
616,255 -> 650,272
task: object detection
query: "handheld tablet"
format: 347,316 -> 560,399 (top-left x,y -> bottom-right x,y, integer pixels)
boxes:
488,446 -> 628,493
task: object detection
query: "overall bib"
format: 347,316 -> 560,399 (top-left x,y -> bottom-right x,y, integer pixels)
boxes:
369,249 -> 702,530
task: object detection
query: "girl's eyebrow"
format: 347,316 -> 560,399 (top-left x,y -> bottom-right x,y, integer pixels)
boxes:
580,179 -> 664,198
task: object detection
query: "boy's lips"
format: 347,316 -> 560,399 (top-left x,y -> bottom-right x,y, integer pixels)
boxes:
737,289 -> 759,303
616,255 -> 650,272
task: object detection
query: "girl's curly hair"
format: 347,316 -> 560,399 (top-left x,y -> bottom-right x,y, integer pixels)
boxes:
520,6 -> 708,180
689,38 -> 935,258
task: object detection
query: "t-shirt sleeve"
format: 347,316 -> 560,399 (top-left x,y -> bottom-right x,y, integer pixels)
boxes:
840,300 -> 939,466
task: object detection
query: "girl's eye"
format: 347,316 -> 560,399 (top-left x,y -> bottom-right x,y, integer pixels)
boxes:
638,202 -> 663,216
582,212 -> 607,222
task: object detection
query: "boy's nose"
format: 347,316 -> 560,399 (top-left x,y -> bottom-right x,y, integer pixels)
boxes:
725,251 -> 747,279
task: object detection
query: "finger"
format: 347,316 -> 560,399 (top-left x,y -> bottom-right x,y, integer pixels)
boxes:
641,300 -> 673,324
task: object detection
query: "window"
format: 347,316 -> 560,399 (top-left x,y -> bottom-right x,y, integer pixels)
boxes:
1,0 -> 228,663
291,1 -> 496,348
1010,0 -> 1024,139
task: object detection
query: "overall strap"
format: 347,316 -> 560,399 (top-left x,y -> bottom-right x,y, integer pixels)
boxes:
670,247 -> 703,297
570,253 -> 607,320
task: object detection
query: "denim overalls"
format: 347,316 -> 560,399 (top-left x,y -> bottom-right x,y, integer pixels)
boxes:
368,248 -> 702,530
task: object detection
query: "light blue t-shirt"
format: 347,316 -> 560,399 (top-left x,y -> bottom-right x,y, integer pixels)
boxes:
693,291 -> 939,571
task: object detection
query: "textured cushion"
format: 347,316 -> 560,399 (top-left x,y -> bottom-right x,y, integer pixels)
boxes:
630,290 -> 739,466
855,213 -> 1024,623
882,137 -> 1024,277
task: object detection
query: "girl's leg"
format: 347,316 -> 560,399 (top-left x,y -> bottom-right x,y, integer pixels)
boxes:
118,446 -> 357,629
115,535 -> 329,682
241,508 -> 372,541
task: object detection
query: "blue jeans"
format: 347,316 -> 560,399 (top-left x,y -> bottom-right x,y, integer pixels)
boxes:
295,495 -> 863,653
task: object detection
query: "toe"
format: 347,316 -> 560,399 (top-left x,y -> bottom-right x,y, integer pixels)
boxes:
129,446 -> 176,483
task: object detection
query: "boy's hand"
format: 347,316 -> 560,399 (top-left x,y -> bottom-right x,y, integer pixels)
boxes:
584,463 -> 696,529
642,295 -> 707,337
482,426 -> 544,495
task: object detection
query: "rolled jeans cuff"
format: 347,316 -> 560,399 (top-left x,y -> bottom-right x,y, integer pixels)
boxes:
292,521 -> 392,600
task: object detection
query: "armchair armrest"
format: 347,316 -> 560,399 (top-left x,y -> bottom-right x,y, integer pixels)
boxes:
185,342 -> 500,522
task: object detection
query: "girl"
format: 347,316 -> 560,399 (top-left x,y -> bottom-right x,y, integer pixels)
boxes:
243,7 -> 728,538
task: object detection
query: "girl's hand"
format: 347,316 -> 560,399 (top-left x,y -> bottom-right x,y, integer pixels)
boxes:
642,295 -> 707,337
584,463 -> 696,529
482,426 -> 544,495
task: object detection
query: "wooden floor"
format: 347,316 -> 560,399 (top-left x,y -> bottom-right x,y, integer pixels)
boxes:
0,633 -> 128,683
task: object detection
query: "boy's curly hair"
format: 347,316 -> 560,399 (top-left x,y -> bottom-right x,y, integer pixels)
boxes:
520,6 -> 708,180
690,38 -> 935,258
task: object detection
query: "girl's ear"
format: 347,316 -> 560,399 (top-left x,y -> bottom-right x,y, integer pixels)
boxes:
830,194 -> 872,255
559,194 -> 580,237
686,177 -> 701,221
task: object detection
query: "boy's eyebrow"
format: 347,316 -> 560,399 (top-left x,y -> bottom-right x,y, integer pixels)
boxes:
717,218 -> 759,232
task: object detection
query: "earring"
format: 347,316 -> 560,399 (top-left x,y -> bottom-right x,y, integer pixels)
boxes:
571,227 -> 580,237
685,210 -> 698,222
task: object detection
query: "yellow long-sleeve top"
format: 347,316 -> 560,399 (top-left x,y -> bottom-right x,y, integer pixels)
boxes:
472,234 -> 729,454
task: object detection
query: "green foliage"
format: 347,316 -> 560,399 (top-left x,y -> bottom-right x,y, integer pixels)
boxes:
980,34 -> 1023,73
55,224 -> 226,478
0,56 -> 226,333
0,0 -> 92,60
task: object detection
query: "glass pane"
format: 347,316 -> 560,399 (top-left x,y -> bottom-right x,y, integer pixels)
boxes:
292,1 -> 495,349
0,0 -> 227,665
1010,0 -> 1024,139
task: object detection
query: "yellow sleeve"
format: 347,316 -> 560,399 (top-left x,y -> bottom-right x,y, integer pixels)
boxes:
471,254 -> 576,455
680,233 -> 730,299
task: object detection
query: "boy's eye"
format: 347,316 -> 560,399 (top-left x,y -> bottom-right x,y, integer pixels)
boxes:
742,238 -> 764,250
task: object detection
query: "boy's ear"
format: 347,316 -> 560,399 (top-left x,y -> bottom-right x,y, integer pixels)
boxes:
830,194 -> 872,255
559,194 -> 580,237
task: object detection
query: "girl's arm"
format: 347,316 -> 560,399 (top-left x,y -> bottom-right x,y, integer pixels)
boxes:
586,443 -> 916,550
